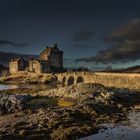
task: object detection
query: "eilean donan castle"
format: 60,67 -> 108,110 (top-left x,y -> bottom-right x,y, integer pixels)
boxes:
9,44 -> 63,74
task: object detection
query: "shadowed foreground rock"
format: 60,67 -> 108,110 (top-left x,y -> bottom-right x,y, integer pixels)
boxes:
0,83 -> 140,140
0,94 -> 32,115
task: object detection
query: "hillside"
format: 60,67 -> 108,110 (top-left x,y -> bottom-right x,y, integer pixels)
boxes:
121,66 -> 140,73
0,64 -> 8,75
105,66 -> 140,73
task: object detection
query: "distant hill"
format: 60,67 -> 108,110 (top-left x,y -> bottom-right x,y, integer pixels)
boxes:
0,64 -> 8,75
0,52 -> 38,66
120,66 -> 140,73
106,66 -> 140,73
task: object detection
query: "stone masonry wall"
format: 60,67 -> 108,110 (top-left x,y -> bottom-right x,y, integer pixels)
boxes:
85,72 -> 140,90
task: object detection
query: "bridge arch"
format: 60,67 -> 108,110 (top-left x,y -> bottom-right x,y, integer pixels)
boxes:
76,76 -> 84,83
67,76 -> 75,86
55,72 -> 87,86
62,76 -> 66,83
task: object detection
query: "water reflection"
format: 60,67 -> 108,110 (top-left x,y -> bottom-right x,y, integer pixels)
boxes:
80,111 -> 140,140
0,84 -> 55,91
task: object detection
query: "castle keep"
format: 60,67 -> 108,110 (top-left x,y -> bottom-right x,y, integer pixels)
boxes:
9,44 -> 63,74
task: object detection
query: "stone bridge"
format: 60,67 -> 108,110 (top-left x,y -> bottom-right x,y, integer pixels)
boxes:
54,72 -> 140,90
55,72 -> 88,86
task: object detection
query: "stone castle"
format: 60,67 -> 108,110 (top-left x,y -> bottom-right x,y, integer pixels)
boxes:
9,44 -> 63,74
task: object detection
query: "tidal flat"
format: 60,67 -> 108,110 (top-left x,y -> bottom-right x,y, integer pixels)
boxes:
0,83 -> 140,140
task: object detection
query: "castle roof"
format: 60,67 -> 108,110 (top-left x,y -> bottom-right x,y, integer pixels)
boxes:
28,58 -> 48,63
29,58 -> 38,61
10,57 -> 25,62
40,44 -> 62,56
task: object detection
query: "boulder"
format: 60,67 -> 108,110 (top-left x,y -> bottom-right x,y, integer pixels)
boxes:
0,94 -> 32,115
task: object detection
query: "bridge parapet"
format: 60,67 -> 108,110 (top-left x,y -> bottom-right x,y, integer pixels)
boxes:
55,72 -> 87,86
54,72 -> 140,90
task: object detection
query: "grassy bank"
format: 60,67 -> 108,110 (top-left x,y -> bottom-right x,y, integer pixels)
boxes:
0,72 -> 56,84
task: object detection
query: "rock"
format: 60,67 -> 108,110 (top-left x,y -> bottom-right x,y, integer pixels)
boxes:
0,94 -> 32,115
19,129 -> 26,136
117,104 -> 123,109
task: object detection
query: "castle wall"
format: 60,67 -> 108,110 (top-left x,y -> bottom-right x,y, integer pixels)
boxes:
29,60 -> 41,73
9,45 -> 63,74
29,60 -> 50,74
39,45 -> 63,72
29,61 -> 34,72
9,58 -> 27,74
40,61 -> 50,73
50,51 -> 63,68
18,59 -> 26,71
9,61 -> 18,74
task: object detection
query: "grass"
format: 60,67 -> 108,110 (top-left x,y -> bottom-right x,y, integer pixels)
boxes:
0,88 -> 37,95
0,72 -> 55,84
58,100 -> 75,107
28,98 -> 58,106
28,98 -> 75,107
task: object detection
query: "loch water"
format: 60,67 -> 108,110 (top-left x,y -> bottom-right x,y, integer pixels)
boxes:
81,111 -> 140,140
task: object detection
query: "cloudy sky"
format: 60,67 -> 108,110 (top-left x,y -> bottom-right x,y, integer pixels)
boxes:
0,0 -> 140,69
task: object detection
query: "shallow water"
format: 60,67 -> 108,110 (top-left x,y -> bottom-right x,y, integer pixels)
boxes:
0,84 -> 55,91
81,111 -> 140,140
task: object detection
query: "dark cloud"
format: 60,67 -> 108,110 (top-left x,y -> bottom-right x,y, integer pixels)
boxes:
74,31 -> 93,41
76,19 -> 140,63
0,40 -> 28,47
106,18 -> 140,42
73,44 -> 97,48
73,44 -> 89,48
77,40 -> 140,63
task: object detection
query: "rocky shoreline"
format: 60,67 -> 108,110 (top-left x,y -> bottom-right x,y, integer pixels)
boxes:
0,94 -> 32,115
0,83 -> 140,140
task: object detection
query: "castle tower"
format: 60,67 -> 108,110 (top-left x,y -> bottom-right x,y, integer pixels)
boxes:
39,44 -> 63,72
